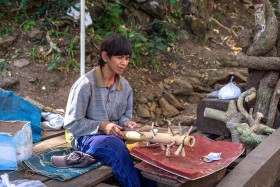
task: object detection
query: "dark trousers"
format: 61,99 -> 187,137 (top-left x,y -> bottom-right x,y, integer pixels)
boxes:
77,135 -> 141,187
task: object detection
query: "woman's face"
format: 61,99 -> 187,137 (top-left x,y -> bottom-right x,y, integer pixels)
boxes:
103,52 -> 130,75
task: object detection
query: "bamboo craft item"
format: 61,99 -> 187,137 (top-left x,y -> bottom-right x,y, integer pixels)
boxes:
123,126 -> 195,157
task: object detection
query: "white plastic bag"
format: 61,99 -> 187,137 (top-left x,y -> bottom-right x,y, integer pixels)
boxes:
41,112 -> 64,130
67,3 -> 93,27
218,77 -> 241,100
0,173 -> 46,187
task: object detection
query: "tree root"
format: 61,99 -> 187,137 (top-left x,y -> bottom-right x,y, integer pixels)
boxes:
237,52 -> 280,70
44,32 -> 62,56
208,17 -> 238,39
266,79 -> 280,127
237,123 -> 267,149
246,0 -> 278,56
204,88 -> 275,148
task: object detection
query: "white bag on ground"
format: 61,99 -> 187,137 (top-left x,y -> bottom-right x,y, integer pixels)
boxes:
218,77 -> 241,100
0,173 -> 46,187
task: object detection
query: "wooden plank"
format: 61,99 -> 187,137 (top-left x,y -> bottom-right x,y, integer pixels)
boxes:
0,169 -> 49,182
44,165 -> 113,187
33,135 -> 69,153
217,128 -> 280,187
94,182 -> 119,187
147,168 -> 226,187
41,129 -> 65,141
142,172 -> 182,187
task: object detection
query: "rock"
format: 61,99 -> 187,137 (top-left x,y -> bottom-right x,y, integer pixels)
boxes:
140,0 -> 164,19
178,31 -> 191,44
86,54 -> 94,65
0,71 -> 19,88
158,97 -> 179,117
191,18 -> 207,37
137,96 -> 148,104
157,82 -> 164,91
171,78 -> 193,96
206,68 -> 248,86
174,115 -> 196,126
181,0 -> 199,16
136,103 -> 151,118
85,38 -> 94,53
163,93 -> 185,110
2,77 -> 19,88
13,59 -> 30,68
187,93 -> 205,104
149,101 -> 157,112
133,9 -> 151,27
28,29 -> 45,40
0,36 -> 16,50
188,70 -> 202,78
193,84 -> 211,92
186,77 -> 211,92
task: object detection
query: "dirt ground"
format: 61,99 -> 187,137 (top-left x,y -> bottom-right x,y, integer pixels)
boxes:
2,0 -> 255,124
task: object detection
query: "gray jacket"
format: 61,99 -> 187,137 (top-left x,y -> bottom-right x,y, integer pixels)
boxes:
64,66 -> 133,147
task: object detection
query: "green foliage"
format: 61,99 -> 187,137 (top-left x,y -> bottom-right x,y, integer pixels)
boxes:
148,52 -> 162,73
28,46 -> 44,62
129,32 -> 147,68
49,77 -> 58,86
29,47 -> 38,61
0,59 -> 8,71
23,19 -> 36,31
162,0 -> 177,6
197,0 -> 203,14
65,37 -> 80,72
47,56 -> 62,72
213,11 -> 225,22
0,0 -> 9,6
0,27 -> 12,38
92,1 -> 124,34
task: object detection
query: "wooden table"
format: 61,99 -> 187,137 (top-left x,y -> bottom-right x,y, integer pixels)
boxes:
0,130 -> 115,187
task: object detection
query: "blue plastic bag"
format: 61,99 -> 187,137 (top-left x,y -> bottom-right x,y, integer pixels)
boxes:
0,89 -> 42,142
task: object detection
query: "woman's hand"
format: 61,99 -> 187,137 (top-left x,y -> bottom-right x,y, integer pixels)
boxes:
124,120 -> 140,129
100,121 -> 124,137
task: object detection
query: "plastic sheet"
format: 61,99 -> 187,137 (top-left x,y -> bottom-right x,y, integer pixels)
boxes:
0,121 -> 33,170
0,89 -> 42,142
131,134 -> 245,180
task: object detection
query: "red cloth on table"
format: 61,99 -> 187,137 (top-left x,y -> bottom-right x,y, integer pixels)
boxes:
131,134 -> 244,180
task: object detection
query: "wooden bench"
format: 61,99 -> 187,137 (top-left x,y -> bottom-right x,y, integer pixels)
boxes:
0,126 -> 242,187
0,130 -> 115,187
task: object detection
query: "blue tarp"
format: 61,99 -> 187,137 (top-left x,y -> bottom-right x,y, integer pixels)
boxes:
0,89 -> 42,142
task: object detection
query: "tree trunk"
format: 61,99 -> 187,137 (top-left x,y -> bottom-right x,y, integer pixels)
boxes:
246,0 -> 278,56
254,71 -> 279,118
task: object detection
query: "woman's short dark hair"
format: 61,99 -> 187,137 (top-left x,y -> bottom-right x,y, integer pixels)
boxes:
98,34 -> 132,67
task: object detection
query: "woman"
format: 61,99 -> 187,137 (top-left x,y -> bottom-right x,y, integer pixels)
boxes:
64,34 -> 140,187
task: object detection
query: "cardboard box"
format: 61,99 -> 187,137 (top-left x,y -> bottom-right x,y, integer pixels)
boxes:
0,121 -> 33,170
